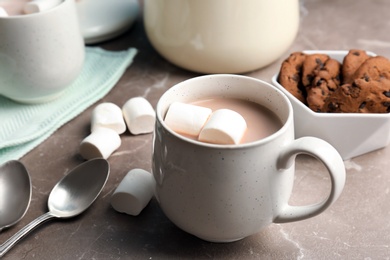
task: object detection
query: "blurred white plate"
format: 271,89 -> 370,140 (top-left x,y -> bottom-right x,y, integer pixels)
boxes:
76,0 -> 139,44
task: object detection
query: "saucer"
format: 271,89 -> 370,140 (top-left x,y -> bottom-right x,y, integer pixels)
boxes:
76,0 -> 139,44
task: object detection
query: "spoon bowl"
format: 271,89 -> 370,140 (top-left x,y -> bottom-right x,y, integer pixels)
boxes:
0,161 -> 31,232
47,158 -> 110,218
0,158 -> 110,257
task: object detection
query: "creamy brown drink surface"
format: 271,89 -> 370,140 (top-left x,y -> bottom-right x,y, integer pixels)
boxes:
183,98 -> 282,144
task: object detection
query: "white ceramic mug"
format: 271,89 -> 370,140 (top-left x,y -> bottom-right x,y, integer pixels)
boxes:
0,0 -> 85,103
144,0 -> 299,74
152,74 -> 346,242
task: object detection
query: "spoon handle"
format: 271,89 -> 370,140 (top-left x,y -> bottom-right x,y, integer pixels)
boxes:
0,212 -> 55,258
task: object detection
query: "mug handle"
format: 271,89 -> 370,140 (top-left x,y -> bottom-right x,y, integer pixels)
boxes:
274,136 -> 346,223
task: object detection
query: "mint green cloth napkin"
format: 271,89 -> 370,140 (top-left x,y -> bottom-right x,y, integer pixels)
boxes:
0,47 -> 137,165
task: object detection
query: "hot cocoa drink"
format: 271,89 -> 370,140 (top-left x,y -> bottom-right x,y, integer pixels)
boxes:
177,97 -> 283,144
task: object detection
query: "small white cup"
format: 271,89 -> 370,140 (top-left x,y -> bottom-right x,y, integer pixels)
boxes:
0,0 -> 85,103
153,74 -> 346,242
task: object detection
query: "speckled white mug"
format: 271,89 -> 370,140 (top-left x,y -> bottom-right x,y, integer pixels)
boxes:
0,0 -> 84,103
152,74 -> 346,242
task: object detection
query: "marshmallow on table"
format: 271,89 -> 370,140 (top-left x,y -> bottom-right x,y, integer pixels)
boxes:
0,7 -> 8,17
79,127 -> 121,159
91,102 -> 126,134
122,97 -> 155,135
164,102 -> 212,136
111,168 -> 156,216
199,109 -> 247,145
23,0 -> 62,14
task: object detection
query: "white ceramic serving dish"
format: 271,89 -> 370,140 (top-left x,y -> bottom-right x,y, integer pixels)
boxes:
271,50 -> 390,160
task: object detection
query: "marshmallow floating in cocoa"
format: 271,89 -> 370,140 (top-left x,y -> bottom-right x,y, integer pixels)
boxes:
91,102 -> 126,134
24,0 -> 62,14
110,168 -> 155,216
79,127 -> 121,160
122,97 -> 155,135
199,109 -> 247,145
164,102 -> 212,136
0,7 -> 8,17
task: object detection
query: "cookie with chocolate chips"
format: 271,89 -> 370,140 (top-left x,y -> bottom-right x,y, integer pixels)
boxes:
305,57 -> 342,112
277,52 -> 307,103
301,54 -> 329,87
353,56 -> 390,82
342,49 -> 370,84
324,84 -> 358,113
325,80 -> 390,113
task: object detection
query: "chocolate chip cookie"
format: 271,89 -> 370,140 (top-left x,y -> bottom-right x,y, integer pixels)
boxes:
301,54 -> 330,87
277,52 -> 307,103
305,57 -> 342,112
342,49 -> 370,84
325,80 -> 390,113
353,56 -> 390,82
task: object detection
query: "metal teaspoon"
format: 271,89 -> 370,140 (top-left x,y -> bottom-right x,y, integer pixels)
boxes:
0,158 -> 110,257
0,160 -> 32,232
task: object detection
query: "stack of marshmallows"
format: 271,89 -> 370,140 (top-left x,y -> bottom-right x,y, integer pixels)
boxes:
80,97 -> 156,160
79,97 -> 156,160
79,97 -> 156,217
165,102 -> 248,145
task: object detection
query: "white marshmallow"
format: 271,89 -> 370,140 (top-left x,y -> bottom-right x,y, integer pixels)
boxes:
0,7 -> 8,17
199,109 -> 247,145
91,102 -> 126,134
110,168 -> 156,216
164,102 -> 212,136
79,127 -> 121,159
23,0 -> 62,14
122,97 -> 155,135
